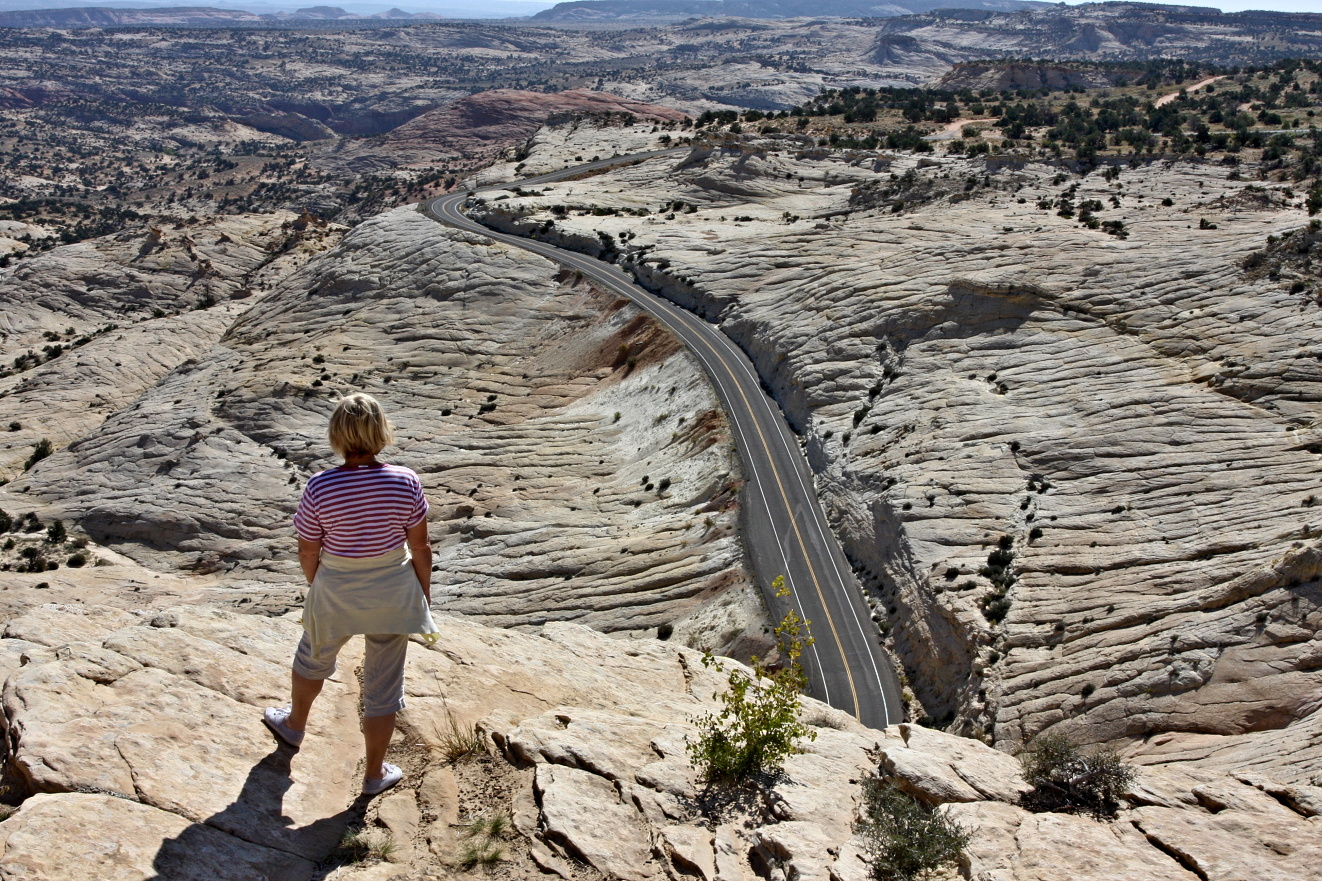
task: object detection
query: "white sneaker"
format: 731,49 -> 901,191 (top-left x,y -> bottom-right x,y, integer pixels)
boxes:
263,706 -> 305,748
363,762 -> 403,796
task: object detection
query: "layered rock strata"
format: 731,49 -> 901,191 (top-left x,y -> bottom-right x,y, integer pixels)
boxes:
344,88 -> 688,171
0,213 -> 342,479
8,206 -> 761,653
469,139 -> 1322,780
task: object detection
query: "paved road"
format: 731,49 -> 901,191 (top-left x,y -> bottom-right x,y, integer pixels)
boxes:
422,152 -> 903,729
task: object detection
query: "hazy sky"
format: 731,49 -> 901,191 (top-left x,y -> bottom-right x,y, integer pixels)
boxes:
1068,0 -> 1322,11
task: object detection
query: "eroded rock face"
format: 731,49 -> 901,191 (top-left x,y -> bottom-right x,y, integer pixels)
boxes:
9,206 -> 761,655
350,88 -> 687,170
1,601 -> 1316,881
0,212 -> 338,357
469,139 -> 1322,780
0,213 -> 342,478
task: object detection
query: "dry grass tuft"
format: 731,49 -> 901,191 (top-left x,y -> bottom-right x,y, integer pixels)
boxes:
431,709 -> 486,762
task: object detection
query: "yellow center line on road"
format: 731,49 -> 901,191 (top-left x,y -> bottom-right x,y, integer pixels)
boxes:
670,314 -> 864,722
570,243 -> 864,721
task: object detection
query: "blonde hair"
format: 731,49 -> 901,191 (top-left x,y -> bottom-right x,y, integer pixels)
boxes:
328,393 -> 394,459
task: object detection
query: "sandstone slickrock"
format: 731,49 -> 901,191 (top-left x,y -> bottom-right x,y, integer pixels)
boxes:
0,602 -> 1313,881
472,139 -> 1322,783
535,763 -> 660,879
0,792 -> 316,881
0,605 -> 361,865
1130,803 -> 1322,881
883,721 -> 1028,804
661,825 -> 717,881
8,205 -> 763,656
949,799 -> 1203,881
0,212 -> 338,355
0,213 -> 341,478
374,790 -> 420,863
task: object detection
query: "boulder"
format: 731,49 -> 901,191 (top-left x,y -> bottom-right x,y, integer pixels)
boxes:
881,724 -> 1027,804
660,825 -> 717,881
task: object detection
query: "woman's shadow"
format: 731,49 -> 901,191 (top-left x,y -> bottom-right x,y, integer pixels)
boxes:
148,743 -> 370,881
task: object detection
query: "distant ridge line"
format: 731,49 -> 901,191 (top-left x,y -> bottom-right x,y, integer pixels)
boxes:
533,0 -> 1047,22
0,4 -> 459,28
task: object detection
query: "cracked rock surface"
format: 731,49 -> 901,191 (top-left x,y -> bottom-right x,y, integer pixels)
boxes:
0,601 -> 1317,881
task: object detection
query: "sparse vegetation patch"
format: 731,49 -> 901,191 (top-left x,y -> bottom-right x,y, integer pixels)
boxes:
856,776 -> 970,881
1018,731 -> 1136,818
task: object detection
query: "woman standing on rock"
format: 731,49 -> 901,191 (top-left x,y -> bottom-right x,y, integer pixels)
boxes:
264,392 -> 437,796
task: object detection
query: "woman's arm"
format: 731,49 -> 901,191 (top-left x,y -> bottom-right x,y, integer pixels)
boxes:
405,521 -> 432,604
298,537 -> 322,585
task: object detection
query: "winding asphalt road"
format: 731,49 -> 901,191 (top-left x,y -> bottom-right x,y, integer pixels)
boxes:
422,152 -> 903,729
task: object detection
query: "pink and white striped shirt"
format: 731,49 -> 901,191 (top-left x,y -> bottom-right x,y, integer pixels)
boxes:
293,463 -> 429,558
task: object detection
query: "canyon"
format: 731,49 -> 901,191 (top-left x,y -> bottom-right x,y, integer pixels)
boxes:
0,5 -> 1320,879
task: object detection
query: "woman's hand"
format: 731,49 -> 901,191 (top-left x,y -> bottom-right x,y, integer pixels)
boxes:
297,537 -> 322,585
405,521 -> 432,604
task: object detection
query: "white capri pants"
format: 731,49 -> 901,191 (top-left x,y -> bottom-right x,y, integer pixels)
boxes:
293,631 -> 409,718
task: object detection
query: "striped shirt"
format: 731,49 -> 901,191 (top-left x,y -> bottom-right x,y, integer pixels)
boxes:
293,463 -> 429,558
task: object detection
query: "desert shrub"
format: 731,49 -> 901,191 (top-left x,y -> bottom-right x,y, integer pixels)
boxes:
23,439 -> 52,471
45,519 -> 66,544
979,535 -> 1016,622
0,510 -> 10,534
66,551 -> 88,568
657,622 -> 674,640
1018,731 -> 1135,817
686,576 -> 816,785
856,777 -> 969,881
17,546 -> 47,573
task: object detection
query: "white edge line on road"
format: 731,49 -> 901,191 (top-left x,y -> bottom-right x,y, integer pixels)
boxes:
499,232 -> 834,707
432,190 -> 855,715
696,323 -> 894,723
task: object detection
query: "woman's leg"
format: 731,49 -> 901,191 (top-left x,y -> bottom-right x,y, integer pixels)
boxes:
363,713 -> 396,781
361,634 -> 409,782
287,632 -> 348,731
287,670 -> 323,731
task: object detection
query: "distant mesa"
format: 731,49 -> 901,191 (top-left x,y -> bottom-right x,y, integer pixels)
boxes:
291,5 -> 352,17
0,5 -> 262,27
